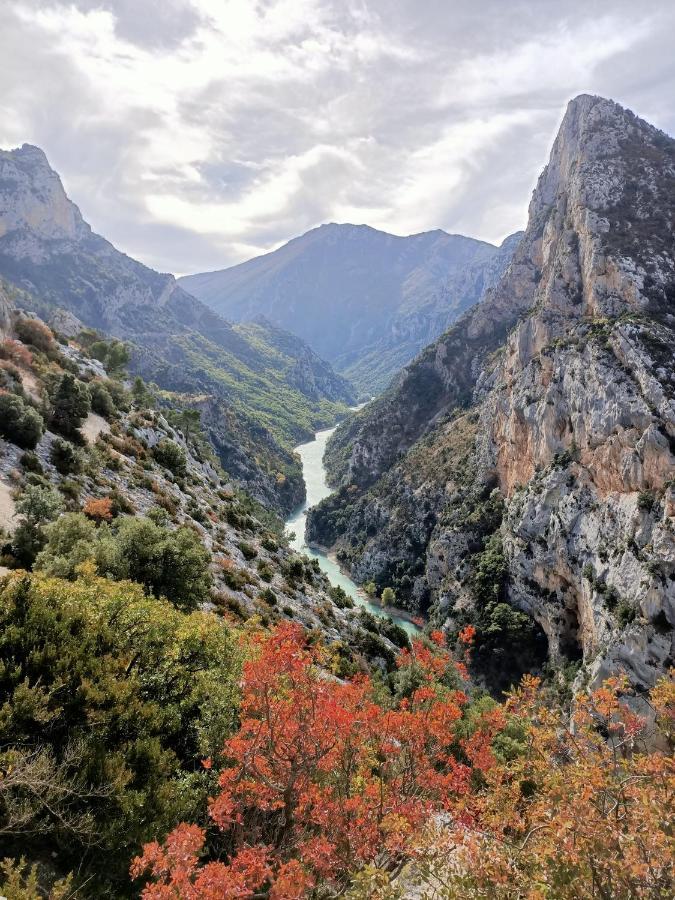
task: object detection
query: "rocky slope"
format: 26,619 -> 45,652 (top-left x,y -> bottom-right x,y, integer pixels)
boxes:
309,95 -> 675,700
180,224 -> 521,394
0,286 -> 403,667
0,147 -> 354,513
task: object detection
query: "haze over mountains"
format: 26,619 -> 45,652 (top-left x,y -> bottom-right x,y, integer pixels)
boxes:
180,224 -> 522,394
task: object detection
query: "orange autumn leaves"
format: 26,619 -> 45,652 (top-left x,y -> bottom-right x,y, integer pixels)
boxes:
132,624 -> 483,897
132,624 -> 674,899
449,673 -> 675,899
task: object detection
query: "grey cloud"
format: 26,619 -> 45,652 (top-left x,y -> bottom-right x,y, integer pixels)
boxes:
1,0 -> 674,276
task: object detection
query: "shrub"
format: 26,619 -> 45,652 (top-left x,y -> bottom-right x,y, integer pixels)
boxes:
82,497 -> 114,522
238,540 -> 257,560
0,569 -> 240,893
19,451 -> 43,474
153,438 -> 187,477
259,587 -> 277,606
49,374 -> 90,441
88,380 -> 116,418
36,514 -> 212,611
328,584 -> 354,609
380,586 -> 396,606
0,394 -> 44,449
89,339 -> 130,373
14,317 -> 55,354
0,339 -> 33,368
638,490 -> 655,512
11,484 -> 63,567
49,437 -> 83,475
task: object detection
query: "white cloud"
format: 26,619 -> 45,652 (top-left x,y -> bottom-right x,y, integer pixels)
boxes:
1,0 -> 673,273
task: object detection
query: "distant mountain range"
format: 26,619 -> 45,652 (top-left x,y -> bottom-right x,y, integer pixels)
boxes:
180,224 -> 522,394
0,144 -> 354,513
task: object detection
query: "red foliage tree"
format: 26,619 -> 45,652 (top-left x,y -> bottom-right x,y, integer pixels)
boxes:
132,623 -> 498,897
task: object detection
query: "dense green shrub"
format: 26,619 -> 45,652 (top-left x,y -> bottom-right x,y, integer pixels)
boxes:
19,451 -> 43,474
153,438 -> 187,477
88,380 -> 116,418
36,514 -> 212,611
49,437 -> 83,475
328,584 -> 354,609
238,540 -> 257,560
0,569 -> 240,893
0,394 -> 44,449
49,374 -> 90,441
10,484 -> 63,567
89,339 -> 130,373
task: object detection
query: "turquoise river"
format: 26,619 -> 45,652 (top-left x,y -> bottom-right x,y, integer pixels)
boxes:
285,425 -> 420,637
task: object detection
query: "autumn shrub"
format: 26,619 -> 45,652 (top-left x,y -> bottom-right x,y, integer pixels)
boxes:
82,496 -> 114,522
408,674 -> 675,900
132,626 -> 500,897
14,317 -> 56,354
0,393 -> 44,449
0,338 -> 33,368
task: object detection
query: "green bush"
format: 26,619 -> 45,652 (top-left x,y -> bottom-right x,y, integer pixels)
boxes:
0,569 -> 240,893
328,584 -> 354,610
238,541 -> 257,560
88,380 -> 116,418
259,587 -> 277,606
49,374 -> 90,441
19,451 -> 43,474
0,394 -> 44,449
89,339 -> 130,373
153,438 -> 187,477
638,490 -> 655,512
49,437 -> 83,475
37,514 -> 212,611
10,484 -> 63,568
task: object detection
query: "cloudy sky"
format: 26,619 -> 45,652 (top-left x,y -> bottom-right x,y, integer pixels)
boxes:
2,0 -> 674,275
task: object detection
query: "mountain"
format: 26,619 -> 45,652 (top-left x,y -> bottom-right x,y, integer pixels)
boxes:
180,223 -> 522,394
308,95 -> 675,701
0,145 -> 355,513
0,290 -> 405,892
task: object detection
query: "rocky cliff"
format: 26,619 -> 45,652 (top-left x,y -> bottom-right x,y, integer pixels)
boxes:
0,146 -> 354,513
181,224 -> 521,394
310,95 -> 675,699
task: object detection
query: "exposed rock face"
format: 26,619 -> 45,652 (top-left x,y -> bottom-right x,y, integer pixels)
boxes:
312,95 -> 675,698
0,282 -> 12,335
180,224 -> 521,394
0,146 -> 354,514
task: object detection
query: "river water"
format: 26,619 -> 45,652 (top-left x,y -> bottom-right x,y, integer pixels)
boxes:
285,425 -> 420,637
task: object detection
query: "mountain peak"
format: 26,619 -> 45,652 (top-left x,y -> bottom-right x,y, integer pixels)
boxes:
0,143 -> 86,243
11,143 -> 51,165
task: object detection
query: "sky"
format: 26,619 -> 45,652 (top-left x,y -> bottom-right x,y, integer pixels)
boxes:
1,1 -> 674,276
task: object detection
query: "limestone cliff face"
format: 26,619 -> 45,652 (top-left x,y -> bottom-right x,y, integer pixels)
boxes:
312,95 -> 675,697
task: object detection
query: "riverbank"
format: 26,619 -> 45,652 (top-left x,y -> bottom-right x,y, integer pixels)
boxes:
285,424 -> 421,637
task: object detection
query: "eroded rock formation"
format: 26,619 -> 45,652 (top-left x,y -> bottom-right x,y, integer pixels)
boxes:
311,95 -> 675,698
